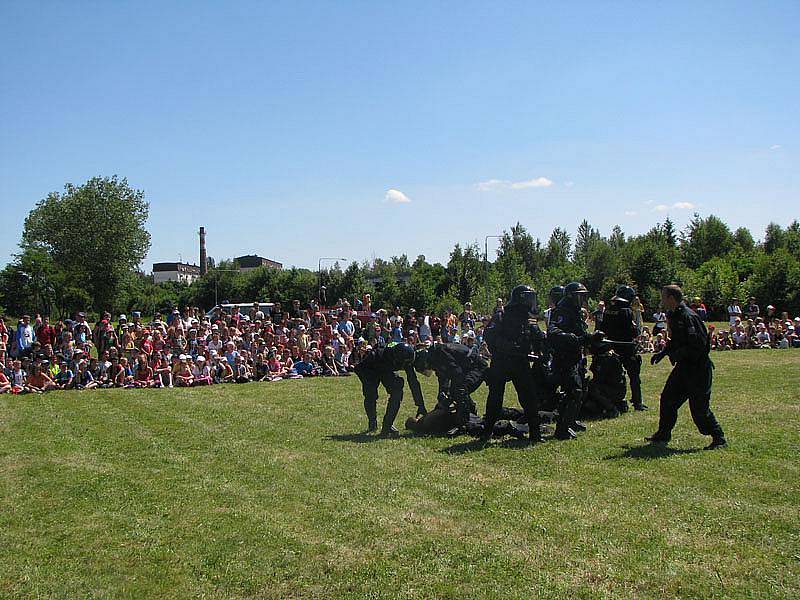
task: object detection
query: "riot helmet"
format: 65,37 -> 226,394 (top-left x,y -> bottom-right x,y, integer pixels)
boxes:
561,281 -> 589,309
507,285 -> 539,314
413,348 -> 433,376
612,285 -> 636,304
392,343 -> 416,368
549,285 -> 565,306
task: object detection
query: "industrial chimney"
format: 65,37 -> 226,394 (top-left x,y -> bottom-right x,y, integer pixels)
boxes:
199,227 -> 207,275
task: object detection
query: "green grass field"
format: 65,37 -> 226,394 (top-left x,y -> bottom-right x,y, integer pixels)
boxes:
1,351 -> 799,598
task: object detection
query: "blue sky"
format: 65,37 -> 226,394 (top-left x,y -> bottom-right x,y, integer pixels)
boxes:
1,1 -> 797,270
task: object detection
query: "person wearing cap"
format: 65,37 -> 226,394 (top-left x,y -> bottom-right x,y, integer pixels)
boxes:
745,297 -> 760,320
648,284 -> 727,450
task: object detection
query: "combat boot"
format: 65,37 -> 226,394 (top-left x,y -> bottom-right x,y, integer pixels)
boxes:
379,425 -> 400,438
554,427 -> 577,440
634,403 -> 649,411
645,432 -> 670,443
367,419 -> 378,432
704,437 -> 727,450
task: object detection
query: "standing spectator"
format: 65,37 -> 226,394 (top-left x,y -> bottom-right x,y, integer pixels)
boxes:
631,296 -> 643,333
16,315 -> 35,358
591,301 -> 606,329
727,298 -> 742,328
745,297 -> 760,320
36,316 -> 57,349
690,297 -> 708,321
652,308 -> 667,336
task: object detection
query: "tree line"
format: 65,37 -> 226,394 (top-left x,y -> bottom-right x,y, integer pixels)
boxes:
2,176 -> 799,320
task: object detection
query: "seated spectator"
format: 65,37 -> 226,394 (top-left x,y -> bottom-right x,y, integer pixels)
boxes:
191,355 -> 213,386
10,359 -> 30,394
755,324 -> 771,348
27,363 -> 58,393
175,355 -> 194,387
0,364 -> 11,394
76,360 -> 98,390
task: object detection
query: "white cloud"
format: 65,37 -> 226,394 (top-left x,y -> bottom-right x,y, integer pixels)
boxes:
384,189 -> 411,204
654,201 -> 695,212
770,144 -> 782,150
624,210 -> 638,217
476,176 -> 554,191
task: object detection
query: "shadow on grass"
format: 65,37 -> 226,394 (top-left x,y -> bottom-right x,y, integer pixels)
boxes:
439,436 -> 540,454
325,432 -> 415,443
605,443 -> 701,460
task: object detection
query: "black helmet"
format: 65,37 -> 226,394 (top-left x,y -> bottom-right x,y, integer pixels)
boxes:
549,285 -> 565,304
560,281 -> 589,308
613,285 -> 636,304
564,281 -> 588,297
508,285 -> 539,313
413,348 -> 431,374
392,343 -> 415,368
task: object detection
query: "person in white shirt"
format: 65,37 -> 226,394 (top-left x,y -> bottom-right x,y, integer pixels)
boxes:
727,299 -> 742,327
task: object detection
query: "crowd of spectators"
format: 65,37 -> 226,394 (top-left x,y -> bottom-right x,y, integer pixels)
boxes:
1,292 -> 798,395
0,295 -> 490,394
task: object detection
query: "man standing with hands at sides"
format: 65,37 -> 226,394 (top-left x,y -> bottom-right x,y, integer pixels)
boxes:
647,285 -> 727,450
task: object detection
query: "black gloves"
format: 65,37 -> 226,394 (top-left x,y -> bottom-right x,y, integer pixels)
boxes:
651,350 -> 668,365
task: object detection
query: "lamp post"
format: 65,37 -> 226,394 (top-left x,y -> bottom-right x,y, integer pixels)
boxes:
212,269 -> 240,307
484,235 -> 502,313
318,257 -> 347,307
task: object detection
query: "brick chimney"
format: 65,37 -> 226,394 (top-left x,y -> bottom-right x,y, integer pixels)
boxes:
199,227 -> 207,275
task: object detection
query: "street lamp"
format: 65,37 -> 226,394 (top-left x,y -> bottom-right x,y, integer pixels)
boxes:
211,269 -> 240,307
318,257 -> 347,307
485,235 -> 502,313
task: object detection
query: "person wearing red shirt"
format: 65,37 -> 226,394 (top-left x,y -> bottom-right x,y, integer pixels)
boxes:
36,316 -> 57,348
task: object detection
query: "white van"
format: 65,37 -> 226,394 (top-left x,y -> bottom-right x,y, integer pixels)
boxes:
205,302 -> 275,319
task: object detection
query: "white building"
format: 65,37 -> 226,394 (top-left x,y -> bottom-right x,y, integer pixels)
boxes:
152,262 -> 202,285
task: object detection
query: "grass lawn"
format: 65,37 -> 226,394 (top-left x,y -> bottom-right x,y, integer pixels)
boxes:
1,350 -> 798,598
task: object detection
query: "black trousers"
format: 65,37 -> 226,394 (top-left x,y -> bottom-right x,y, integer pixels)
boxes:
357,369 -> 404,431
450,357 -> 489,425
618,351 -> 643,406
656,359 -> 724,439
552,358 -> 586,435
485,355 -> 541,435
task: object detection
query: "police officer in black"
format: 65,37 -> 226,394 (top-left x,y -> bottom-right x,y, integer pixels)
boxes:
483,285 -> 547,443
601,285 -> 648,411
413,341 -> 489,431
647,285 -> 727,449
547,281 -> 604,439
354,343 -> 426,437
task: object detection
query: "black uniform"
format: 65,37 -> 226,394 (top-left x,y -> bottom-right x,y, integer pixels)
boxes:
483,304 -> 546,440
601,299 -> 643,409
652,303 -> 725,441
547,300 -> 590,437
427,342 -> 488,424
354,344 -> 425,432
584,349 -> 627,418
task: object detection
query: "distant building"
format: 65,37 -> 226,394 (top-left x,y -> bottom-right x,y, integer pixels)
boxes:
235,255 -> 283,272
153,262 -> 202,284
